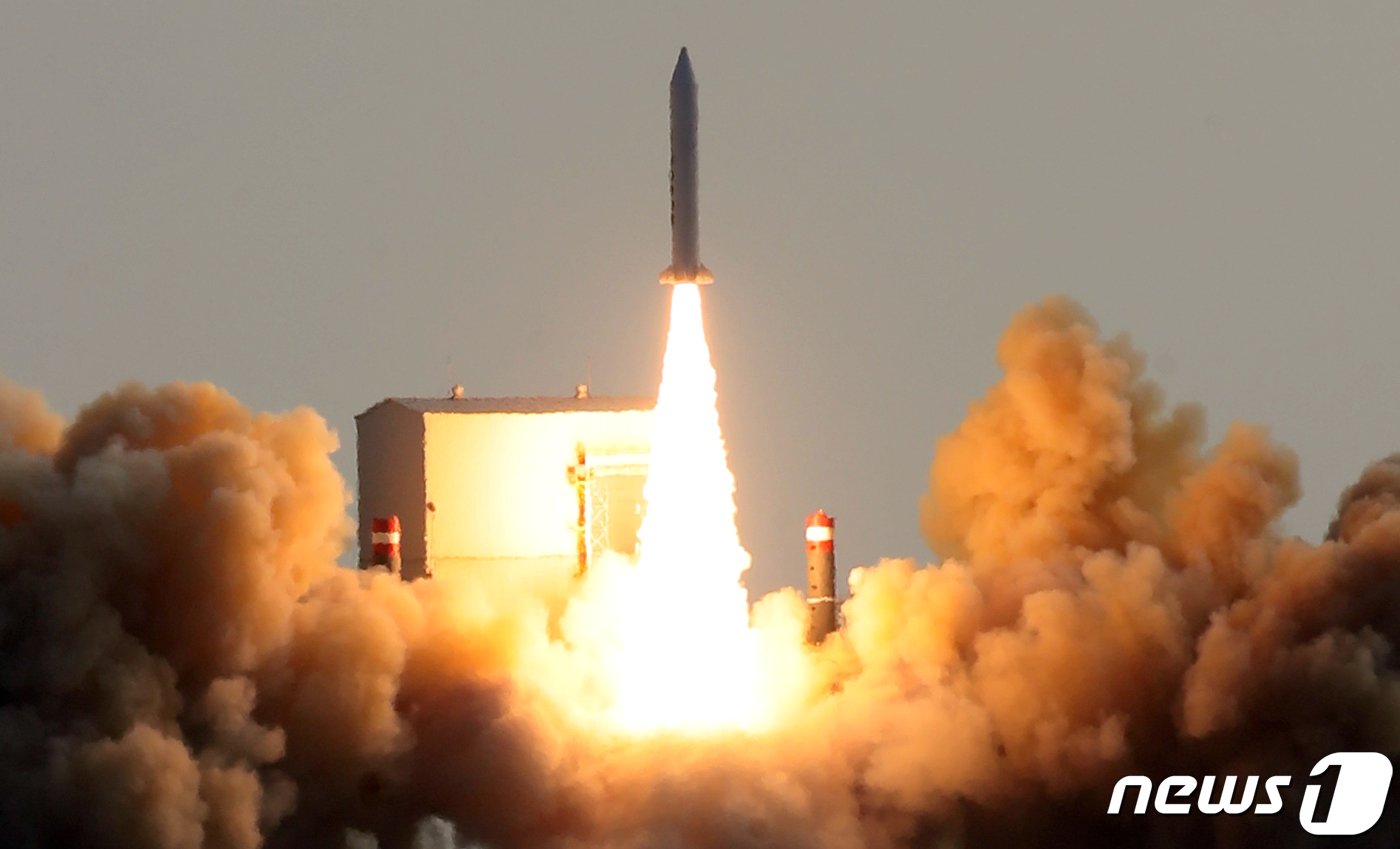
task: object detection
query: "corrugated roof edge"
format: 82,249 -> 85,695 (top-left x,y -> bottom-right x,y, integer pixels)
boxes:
356,396 -> 656,418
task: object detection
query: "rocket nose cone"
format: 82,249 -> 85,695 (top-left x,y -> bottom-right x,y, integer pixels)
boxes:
671,47 -> 695,87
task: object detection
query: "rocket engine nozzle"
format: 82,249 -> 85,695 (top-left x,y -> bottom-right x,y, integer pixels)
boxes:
660,264 -> 713,286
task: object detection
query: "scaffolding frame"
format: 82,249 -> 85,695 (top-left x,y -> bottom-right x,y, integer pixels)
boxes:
567,448 -> 649,575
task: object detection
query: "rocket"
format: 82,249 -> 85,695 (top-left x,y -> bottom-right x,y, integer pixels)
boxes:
660,47 -> 712,285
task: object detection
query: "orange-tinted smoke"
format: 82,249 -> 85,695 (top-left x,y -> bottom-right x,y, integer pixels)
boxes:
3,298 -> 1400,849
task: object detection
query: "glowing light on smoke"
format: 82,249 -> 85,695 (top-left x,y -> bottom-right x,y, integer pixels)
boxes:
604,282 -> 766,733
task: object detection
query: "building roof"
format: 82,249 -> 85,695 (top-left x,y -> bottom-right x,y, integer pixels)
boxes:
357,395 -> 655,418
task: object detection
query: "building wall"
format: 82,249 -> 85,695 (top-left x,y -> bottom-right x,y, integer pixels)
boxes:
355,403 -> 428,578
422,409 -> 652,565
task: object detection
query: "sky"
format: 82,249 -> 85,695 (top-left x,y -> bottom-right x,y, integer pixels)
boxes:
3,2 -> 1400,597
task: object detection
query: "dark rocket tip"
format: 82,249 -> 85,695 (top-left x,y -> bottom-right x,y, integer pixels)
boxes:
671,47 -> 694,86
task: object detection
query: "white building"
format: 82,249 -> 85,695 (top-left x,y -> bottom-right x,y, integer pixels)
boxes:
356,391 -> 653,596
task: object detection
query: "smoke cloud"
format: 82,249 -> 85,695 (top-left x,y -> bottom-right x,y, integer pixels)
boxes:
3,297 -> 1400,848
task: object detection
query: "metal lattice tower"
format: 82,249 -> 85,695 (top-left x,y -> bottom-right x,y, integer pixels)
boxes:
589,476 -> 610,564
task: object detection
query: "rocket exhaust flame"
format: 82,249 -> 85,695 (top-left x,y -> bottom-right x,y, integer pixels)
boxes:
596,282 -> 765,733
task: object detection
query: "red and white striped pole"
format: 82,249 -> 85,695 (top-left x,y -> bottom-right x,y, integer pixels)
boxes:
806,509 -> 837,644
371,515 -> 402,577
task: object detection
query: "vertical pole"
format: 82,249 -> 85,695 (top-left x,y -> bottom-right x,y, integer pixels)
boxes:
371,515 -> 402,577
568,446 -> 589,576
806,509 -> 837,643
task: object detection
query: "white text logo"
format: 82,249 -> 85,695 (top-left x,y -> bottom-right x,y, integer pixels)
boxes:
1107,752 -> 1392,836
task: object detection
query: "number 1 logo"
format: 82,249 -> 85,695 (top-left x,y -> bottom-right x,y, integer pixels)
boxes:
1300,753 -> 1392,836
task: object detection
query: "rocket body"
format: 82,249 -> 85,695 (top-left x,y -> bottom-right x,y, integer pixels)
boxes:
661,47 -> 712,285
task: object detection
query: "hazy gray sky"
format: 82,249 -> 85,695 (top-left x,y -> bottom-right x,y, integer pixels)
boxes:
4,2 -> 1400,596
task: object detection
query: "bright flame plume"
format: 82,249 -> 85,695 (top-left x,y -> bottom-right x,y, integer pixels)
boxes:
603,283 -> 765,733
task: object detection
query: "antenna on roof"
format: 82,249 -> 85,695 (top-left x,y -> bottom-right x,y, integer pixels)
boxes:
578,354 -> 592,399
